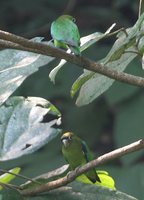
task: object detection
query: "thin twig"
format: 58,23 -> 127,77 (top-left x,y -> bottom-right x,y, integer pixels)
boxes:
20,139 -> 144,196
0,169 -> 41,185
0,182 -> 21,191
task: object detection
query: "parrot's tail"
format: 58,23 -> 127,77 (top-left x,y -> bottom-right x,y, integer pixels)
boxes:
69,46 -> 81,56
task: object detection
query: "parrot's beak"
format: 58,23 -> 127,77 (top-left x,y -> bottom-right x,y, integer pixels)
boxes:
61,138 -> 69,147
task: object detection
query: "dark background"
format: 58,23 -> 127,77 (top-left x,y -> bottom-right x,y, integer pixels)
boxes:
0,0 -> 144,199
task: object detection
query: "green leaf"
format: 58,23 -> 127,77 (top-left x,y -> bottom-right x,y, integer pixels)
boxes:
49,59 -> 67,83
71,71 -> 94,98
0,96 -> 61,161
74,13 -> 144,106
0,167 -> 21,190
0,37 -> 54,106
76,170 -> 116,190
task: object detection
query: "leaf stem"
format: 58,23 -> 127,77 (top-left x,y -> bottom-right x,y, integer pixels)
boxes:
0,169 -> 41,185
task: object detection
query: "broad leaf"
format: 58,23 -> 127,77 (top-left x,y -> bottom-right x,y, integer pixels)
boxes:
71,71 -> 94,98
0,37 -> 54,106
0,96 -> 61,161
73,13 -> 144,106
76,170 -> 116,190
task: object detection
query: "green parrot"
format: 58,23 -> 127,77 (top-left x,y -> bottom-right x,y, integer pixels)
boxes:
61,132 -> 101,183
50,15 -> 81,55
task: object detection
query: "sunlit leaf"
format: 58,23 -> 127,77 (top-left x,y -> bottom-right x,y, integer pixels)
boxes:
75,13 -> 144,106
49,59 -> 67,83
76,170 -> 116,190
0,167 -> 21,190
71,71 -> 94,98
0,96 -> 61,161
0,37 -> 54,106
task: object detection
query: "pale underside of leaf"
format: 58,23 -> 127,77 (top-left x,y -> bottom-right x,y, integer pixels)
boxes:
0,96 -> 61,161
75,14 -> 144,106
0,37 -> 54,106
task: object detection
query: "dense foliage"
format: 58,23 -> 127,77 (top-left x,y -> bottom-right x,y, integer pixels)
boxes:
0,0 -> 144,199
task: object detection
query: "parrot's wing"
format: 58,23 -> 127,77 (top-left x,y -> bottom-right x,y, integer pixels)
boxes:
51,19 -> 80,48
81,140 -> 94,163
81,140 -> 101,183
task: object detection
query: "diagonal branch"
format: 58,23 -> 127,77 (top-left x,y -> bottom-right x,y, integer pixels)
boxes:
0,30 -> 144,88
20,139 -> 144,196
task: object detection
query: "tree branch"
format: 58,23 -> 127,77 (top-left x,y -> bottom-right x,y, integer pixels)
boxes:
20,139 -> 144,196
0,30 -> 144,88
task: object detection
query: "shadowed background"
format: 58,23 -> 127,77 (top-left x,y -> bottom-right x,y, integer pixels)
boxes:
0,0 -> 144,199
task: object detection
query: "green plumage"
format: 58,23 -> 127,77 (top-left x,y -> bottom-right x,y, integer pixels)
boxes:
61,132 -> 100,183
50,15 -> 81,55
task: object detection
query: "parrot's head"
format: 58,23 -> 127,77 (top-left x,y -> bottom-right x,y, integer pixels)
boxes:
59,15 -> 75,22
61,132 -> 74,148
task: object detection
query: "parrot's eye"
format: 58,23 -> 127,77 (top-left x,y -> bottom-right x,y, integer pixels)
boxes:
69,136 -> 72,140
72,18 -> 76,22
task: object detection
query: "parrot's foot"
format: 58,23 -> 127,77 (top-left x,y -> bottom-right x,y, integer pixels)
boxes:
67,167 -> 81,180
74,166 -> 81,174
67,171 -> 75,180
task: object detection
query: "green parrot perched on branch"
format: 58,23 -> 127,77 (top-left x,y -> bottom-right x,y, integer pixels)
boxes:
61,132 -> 116,189
50,15 -> 81,55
